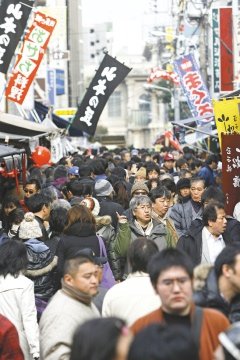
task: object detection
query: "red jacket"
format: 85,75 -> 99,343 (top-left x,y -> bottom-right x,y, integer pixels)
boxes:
0,314 -> 24,360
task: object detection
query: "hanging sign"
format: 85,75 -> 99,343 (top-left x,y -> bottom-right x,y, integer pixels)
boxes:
174,53 -> 213,119
70,53 -> 131,136
5,11 -> 57,104
213,97 -> 240,148
0,0 -> 35,74
222,133 -> 240,216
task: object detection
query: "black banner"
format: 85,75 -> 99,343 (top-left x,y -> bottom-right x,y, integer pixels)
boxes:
70,53 -> 131,136
0,0 -> 35,74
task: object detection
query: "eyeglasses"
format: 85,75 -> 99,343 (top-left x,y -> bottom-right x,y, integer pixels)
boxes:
134,191 -> 147,195
136,205 -> 151,211
24,188 -> 34,194
158,277 -> 190,289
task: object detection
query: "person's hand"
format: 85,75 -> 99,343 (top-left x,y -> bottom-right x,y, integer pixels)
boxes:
116,212 -> 128,224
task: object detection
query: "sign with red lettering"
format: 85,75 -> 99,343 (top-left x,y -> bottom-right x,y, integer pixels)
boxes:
174,53 -> 213,119
5,11 -> 57,104
222,133 -> 240,215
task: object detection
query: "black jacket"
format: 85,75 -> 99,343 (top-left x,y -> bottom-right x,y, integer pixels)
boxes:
24,239 -> 57,301
56,222 -> 100,276
194,267 -> 240,323
177,218 -> 236,266
97,197 -> 124,231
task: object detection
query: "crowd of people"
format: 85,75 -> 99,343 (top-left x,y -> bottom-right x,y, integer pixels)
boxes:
0,145 -> 240,360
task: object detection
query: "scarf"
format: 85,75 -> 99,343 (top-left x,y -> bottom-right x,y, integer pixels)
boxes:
61,279 -> 92,306
134,219 -> 153,236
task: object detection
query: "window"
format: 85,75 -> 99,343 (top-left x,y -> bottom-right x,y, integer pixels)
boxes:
108,91 -> 121,117
139,93 -> 151,111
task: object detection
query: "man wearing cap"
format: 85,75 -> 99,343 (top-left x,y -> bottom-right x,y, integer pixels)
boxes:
40,250 -> 101,360
95,179 -> 124,231
123,181 -> 150,221
67,166 -> 79,181
161,153 -> 175,174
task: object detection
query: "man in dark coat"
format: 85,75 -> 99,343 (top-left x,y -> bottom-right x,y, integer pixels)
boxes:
177,202 -> 229,266
198,154 -> 218,187
194,244 -> 240,323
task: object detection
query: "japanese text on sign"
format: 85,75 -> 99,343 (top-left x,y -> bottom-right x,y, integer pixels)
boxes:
222,134 -> 240,215
174,53 -> 213,118
80,67 -> 117,127
5,11 -> 57,105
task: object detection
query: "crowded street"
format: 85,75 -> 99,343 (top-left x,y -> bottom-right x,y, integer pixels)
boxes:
0,0 -> 240,359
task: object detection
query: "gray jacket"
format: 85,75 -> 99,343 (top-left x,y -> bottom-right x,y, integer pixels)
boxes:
169,200 -> 203,238
114,219 -> 167,277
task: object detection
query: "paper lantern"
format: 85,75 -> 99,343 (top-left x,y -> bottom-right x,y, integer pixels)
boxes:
31,146 -> 51,166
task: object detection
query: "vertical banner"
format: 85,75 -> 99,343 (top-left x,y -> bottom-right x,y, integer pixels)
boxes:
0,0 -> 35,74
174,53 -> 213,119
222,134 -> 240,215
5,11 -> 57,105
220,7 -> 233,92
212,7 -> 234,93
213,97 -> 240,149
70,53 -> 131,136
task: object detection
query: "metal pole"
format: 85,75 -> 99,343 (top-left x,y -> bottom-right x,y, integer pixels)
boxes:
171,121 -> 218,138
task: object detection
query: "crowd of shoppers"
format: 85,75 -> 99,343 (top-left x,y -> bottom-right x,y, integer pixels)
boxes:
0,145 -> 240,360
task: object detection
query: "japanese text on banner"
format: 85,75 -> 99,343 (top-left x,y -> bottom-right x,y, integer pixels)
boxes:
5,11 -> 57,105
222,133 -> 240,216
174,53 -> 213,119
213,97 -> 240,149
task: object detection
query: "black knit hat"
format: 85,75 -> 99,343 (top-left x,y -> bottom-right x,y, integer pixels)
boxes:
176,178 -> 191,191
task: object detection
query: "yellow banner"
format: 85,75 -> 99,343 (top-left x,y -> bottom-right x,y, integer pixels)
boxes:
213,97 -> 240,149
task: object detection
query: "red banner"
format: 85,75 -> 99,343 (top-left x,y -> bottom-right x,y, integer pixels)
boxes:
222,133 -> 240,216
220,7 -> 233,92
5,11 -> 57,105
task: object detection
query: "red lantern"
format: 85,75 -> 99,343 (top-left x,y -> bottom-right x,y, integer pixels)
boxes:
31,146 -> 51,167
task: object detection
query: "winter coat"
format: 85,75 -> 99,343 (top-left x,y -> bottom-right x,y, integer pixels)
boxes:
114,219 -> 167,277
97,196 -> 124,230
193,265 -> 240,323
24,239 -> 58,301
56,223 -> 100,278
39,290 -> 99,360
151,210 -> 178,247
177,218 -> 239,267
96,215 -> 122,280
169,199 -> 203,238
0,273 -> 39,360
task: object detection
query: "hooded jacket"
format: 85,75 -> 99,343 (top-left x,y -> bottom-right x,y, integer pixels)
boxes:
193,265 -> 240,323
24,239 -> 57,301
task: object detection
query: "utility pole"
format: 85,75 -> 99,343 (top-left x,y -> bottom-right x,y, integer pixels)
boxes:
199,10 -> 208,85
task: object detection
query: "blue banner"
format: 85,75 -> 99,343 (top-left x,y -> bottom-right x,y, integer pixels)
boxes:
174,53 -> 213,121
